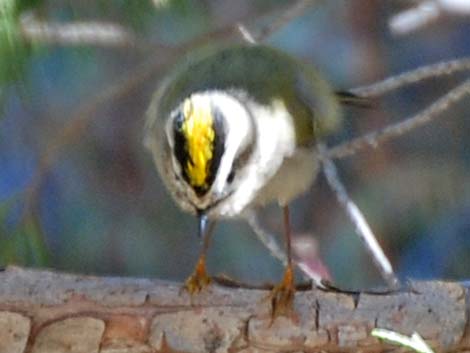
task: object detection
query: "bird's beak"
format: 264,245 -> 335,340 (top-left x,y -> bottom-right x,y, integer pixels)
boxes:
198,213 -> 208,239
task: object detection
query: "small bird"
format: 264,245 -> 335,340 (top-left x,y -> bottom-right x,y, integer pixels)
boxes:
144,44 -> 343,318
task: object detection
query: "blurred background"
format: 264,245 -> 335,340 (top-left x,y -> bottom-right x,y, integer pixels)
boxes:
0,0 -> 469,289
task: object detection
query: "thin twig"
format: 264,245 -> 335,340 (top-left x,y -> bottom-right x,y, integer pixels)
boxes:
245,211 -> 286,265
389,0 -> 470,35
329,78 -> 470,160
19,12 -> 144,49
389,1 -> 441,35
255,0 -> 319,41
318,144 -> 400,289
237,24 -> 257,44
245,211 -> 326,286
351,57 -> 470,97
238,0 -> 319,43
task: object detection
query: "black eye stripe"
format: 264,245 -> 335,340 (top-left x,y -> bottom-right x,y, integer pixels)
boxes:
226,133 -> 254,183
226,169 -> 235,184
172,113 -> 189,184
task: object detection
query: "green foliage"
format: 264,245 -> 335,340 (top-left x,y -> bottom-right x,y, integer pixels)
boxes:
0,199 -> 50,267
0,201 -> 16,265
0,0 -> 37,111
15,0 -> 44,13
17,213 -> 50,266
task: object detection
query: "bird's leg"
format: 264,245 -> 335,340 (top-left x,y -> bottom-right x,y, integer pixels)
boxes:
183,214 -> 214,294
269,205 -> 296,319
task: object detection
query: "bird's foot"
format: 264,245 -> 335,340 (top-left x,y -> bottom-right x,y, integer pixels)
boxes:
182,256 -> 211,294
268,264 -> 296,321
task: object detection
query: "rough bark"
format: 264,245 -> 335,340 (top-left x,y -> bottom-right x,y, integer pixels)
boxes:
0,266 -> 468,353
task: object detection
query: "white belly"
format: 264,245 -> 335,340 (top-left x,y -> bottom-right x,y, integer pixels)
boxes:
253,147 -> 319,207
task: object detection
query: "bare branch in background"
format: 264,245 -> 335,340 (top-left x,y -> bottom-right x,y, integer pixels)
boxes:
254,0 -> 319,41
237,23 -> 257,44
246,204 -> 332,285
318,144 -> 400,289
390,0 -> 470,35
351,57 -> 470,97
238,0 -> 319,43
328,78 -> 470,160
389,1 -> 440,35
19,12 -> 142,48
151,0 -> 171,8
438,0 -> 470,13
245,211 -> 287,266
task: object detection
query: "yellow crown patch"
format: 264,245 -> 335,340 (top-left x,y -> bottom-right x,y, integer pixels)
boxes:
181,97 -> 215,189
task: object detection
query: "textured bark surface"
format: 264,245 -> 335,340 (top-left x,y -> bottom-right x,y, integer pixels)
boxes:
0,266 -> 468,353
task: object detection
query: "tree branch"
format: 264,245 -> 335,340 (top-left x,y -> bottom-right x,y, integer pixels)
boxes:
351,57 -> 470,97
318,144 -> 399,289
0,266 -> 468,353
328,78 -> 470,160
389,0 -> 470,35
19,12 -> 144,49
241,0 -> 320,42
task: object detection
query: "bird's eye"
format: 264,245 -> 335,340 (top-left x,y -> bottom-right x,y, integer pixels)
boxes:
227,169 -> 235,184
173,112 -> 184,131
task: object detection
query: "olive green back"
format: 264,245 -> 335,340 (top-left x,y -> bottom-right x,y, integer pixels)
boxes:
159,45 -> 340,146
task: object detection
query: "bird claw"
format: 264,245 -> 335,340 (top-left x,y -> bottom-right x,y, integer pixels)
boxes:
267,265 -> 296,321
180,256 -> 211,295
183,270 -> 211,294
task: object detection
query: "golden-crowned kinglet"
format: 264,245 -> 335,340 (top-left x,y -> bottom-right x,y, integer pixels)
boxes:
144,44 -> 341,317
